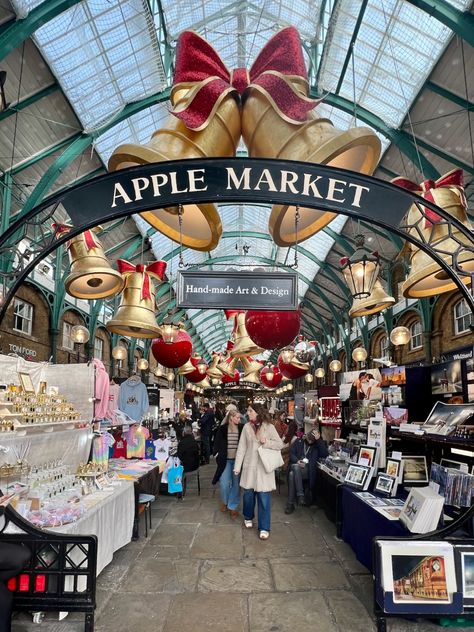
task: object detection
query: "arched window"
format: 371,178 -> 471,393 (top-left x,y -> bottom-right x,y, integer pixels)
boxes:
380,335 -> 389,358
454,299 -> 473,335
410,321 -> 423,350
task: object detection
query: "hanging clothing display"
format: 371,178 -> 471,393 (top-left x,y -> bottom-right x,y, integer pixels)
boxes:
107,382 -> 120,424
153,437 -> 172,461
92,432 -> 115,467
125,425 -> 150,459
119,376 -> 149,421
111,432 -> 127,459
92,358 -> 110,420
145,439 -> 156,460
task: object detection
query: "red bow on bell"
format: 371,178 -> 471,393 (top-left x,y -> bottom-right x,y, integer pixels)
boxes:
392,169 -> 466,228
172,27 -> 320,131
224,310 -> 243,334
117,260 -> 167,301
52,223 -> 99,251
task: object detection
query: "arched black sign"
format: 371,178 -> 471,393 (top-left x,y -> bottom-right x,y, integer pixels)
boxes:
0,157 -> 473,318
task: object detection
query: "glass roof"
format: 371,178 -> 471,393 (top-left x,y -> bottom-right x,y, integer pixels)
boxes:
6,0 -> 470,357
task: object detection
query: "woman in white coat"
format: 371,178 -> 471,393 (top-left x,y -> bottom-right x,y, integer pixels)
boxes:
234,406 -> 284,540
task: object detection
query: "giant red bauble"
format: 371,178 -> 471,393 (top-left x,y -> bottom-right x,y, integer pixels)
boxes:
259,366 -> 283,389
151,330 -> 193,368
221,370 -> 240,385
186,355 -> 209,383
245,310 -> 301,350
278,354 -> 308,379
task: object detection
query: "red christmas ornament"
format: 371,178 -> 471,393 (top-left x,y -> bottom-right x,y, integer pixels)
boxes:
186,354 -> 209,383
151,330 -> 192,368
245,310 -> 301,350
259,365 -> 283,389
278,353 -> 308,379
221,370 -> 240,385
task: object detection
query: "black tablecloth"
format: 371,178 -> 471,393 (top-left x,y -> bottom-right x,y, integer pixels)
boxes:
341,485 -> 408,571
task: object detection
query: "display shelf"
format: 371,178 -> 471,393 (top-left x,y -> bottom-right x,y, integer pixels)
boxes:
0,420 -> 90,437
391,429 -> 474,449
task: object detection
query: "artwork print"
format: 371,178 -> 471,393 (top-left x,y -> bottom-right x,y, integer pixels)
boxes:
392,555 -> 449,603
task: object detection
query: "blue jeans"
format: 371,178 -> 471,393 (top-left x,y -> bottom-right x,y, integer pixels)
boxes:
243,489 -> 271,532
219,459 -> 240,511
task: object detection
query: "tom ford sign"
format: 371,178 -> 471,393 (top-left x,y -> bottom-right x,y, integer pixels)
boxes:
177,270 -> 298,310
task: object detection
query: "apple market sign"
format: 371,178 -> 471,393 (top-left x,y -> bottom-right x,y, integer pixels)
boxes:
1,157 -> 474,318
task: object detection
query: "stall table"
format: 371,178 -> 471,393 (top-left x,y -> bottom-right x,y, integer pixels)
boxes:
314,464 -> 344,535
341,485 -> 408,572
108,459 -> 164,538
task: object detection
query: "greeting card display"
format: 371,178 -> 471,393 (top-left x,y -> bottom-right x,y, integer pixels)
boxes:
399,486 -> 444,533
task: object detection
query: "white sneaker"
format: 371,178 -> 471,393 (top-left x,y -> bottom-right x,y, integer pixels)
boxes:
244,519 -> 253,528
259,530 -> 270,540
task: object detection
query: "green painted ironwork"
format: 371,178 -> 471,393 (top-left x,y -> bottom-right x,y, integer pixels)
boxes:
426,80 -> 473,111
10,132 -> 82,176
0,82 -> 59,123
335,0 -> 369,94
406,0 -> 474,47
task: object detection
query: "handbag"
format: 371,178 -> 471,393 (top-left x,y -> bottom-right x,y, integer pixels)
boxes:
258,445 -> 284,474
167,462 -> 184,493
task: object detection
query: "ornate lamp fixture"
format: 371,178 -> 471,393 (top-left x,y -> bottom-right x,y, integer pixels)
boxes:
329,360 -> 342,372
112,345 -> 127,361
71,325 -> 90,344
160,314 -> 185,344
352,347 -> 368,363
154,365 -> 164,377
340,235 -> 380,299
137,358 -> 149,371
304,373 -> 313,383
390,326 -> 410,346
166,370 -> 175,382
280,348 -> 295,364
315,367 -> 325,379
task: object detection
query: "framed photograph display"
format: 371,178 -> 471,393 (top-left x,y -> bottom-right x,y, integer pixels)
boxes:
358,445 -> 378,468
374,473 -> 397,497
454,546 -> 474,608
386,458 -> 402,481
344,462 -> 372,490
402,455 -> 428,485
18,372 -> 35,394
439,458 -> 469,473
378,540 -> 457,606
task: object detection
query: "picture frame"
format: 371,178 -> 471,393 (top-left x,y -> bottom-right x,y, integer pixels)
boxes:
344,462 -> 372,490
374,473 -> 397,497
358,444 -> 378,468
18,372 -> 35,394
454,545 -> 474,607
378,540 -> 457,606
440,458 -> 469,473
402,455 -> 429,485
386,457 -> 402,480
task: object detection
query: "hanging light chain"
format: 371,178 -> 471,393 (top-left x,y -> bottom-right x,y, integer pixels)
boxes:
178,204 -> 184,268
293,205 -> 300,270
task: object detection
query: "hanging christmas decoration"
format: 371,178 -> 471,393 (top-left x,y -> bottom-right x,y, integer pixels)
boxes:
260,364 -> 283,389
229,312 -> 263,357
240,356 -> 264,385
278,351 -> 309,379
207,352 -> 224,380
151,329 -> 193,368
185,354 -> 210,383
221,369 -> 240,385
245,309 -> 301,350
294,339 -> 317,363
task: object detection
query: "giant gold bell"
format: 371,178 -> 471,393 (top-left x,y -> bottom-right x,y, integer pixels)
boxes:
65,229 -> 124,299
207,353 -> 223,380
178,358 -> 196,375
106,271 -> 162,339
217,352 -> 237,378
108,86 -> 241,251
240,356 -> 263,384
349,279 -> 396,318
242,78 -> 381,246
401,184 -> 474,298
230,313 -> 264,357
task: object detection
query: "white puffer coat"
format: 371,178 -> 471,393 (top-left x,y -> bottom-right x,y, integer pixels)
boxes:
234,422 -> 284,492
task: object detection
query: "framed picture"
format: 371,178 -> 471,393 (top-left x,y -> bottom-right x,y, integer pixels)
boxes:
454,546 -> 474,607
402,455 -> 429,485
386,458 -> 402,480
379,540 -> 457,605
374,473 -> 397,497
358,444 -> 378,468
440,458 -> 469,473
18,372 -> 35,394
344,462 -> 372,490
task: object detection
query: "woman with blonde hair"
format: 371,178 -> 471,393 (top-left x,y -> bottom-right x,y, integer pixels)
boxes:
234,405 -> 284,540
212,409 -> 243,518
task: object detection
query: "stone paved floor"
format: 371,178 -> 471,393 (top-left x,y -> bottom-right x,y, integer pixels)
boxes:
11,465 -> 474,631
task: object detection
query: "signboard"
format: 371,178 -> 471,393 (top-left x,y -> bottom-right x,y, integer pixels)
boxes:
177,270 -> 298,310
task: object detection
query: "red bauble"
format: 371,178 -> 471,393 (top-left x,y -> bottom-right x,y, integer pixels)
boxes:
245,310 -> 301,350
151,330 -> 192,368
278,354 -> 308,379
259,366 -> 283,389
221,370 -> 240,385
186,355 -> 209,383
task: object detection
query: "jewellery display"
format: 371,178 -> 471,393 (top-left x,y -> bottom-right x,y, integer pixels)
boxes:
0,387 -> 81,430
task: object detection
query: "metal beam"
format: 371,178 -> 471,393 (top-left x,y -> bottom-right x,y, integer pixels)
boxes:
0,82 -> 59,123
10,132 -> 82,176
335,0 -> 369,94
0,1 -> 83,61
410,135 -> 474,176
426,80 -> 474,111
406,0 -> 474,48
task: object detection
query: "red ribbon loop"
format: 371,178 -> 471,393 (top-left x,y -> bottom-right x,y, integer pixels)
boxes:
172,27 -> 319,130
392,169 -> 465,228
52,224 -> 99,251
117,259 -> 167,300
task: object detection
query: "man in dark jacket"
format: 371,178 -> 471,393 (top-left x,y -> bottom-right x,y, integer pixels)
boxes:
285,429 -> 328,514
177,426 -> 200,473
199,404 -> 215,464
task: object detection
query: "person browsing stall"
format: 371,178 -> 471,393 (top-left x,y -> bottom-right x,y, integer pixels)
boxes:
285,429 -> 328,514
199,403 -> 215,464
212,409 -> 243,518
233,405 -> 283,540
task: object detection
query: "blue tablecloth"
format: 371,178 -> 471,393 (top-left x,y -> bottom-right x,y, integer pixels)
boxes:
341,485 -> 408,571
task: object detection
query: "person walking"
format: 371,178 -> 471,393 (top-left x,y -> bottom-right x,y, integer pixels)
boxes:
212,409 -> 243,518
199,403 -> 215,464
234,405 -> 284,540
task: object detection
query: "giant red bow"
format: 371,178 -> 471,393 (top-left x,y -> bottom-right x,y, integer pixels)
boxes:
392,169 -> 466,228
172,27 -> 319,131
52,224 -> 99,251
117,260 -> 167,301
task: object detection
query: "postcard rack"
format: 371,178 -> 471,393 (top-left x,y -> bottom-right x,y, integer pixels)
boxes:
372,503 -> 474,632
